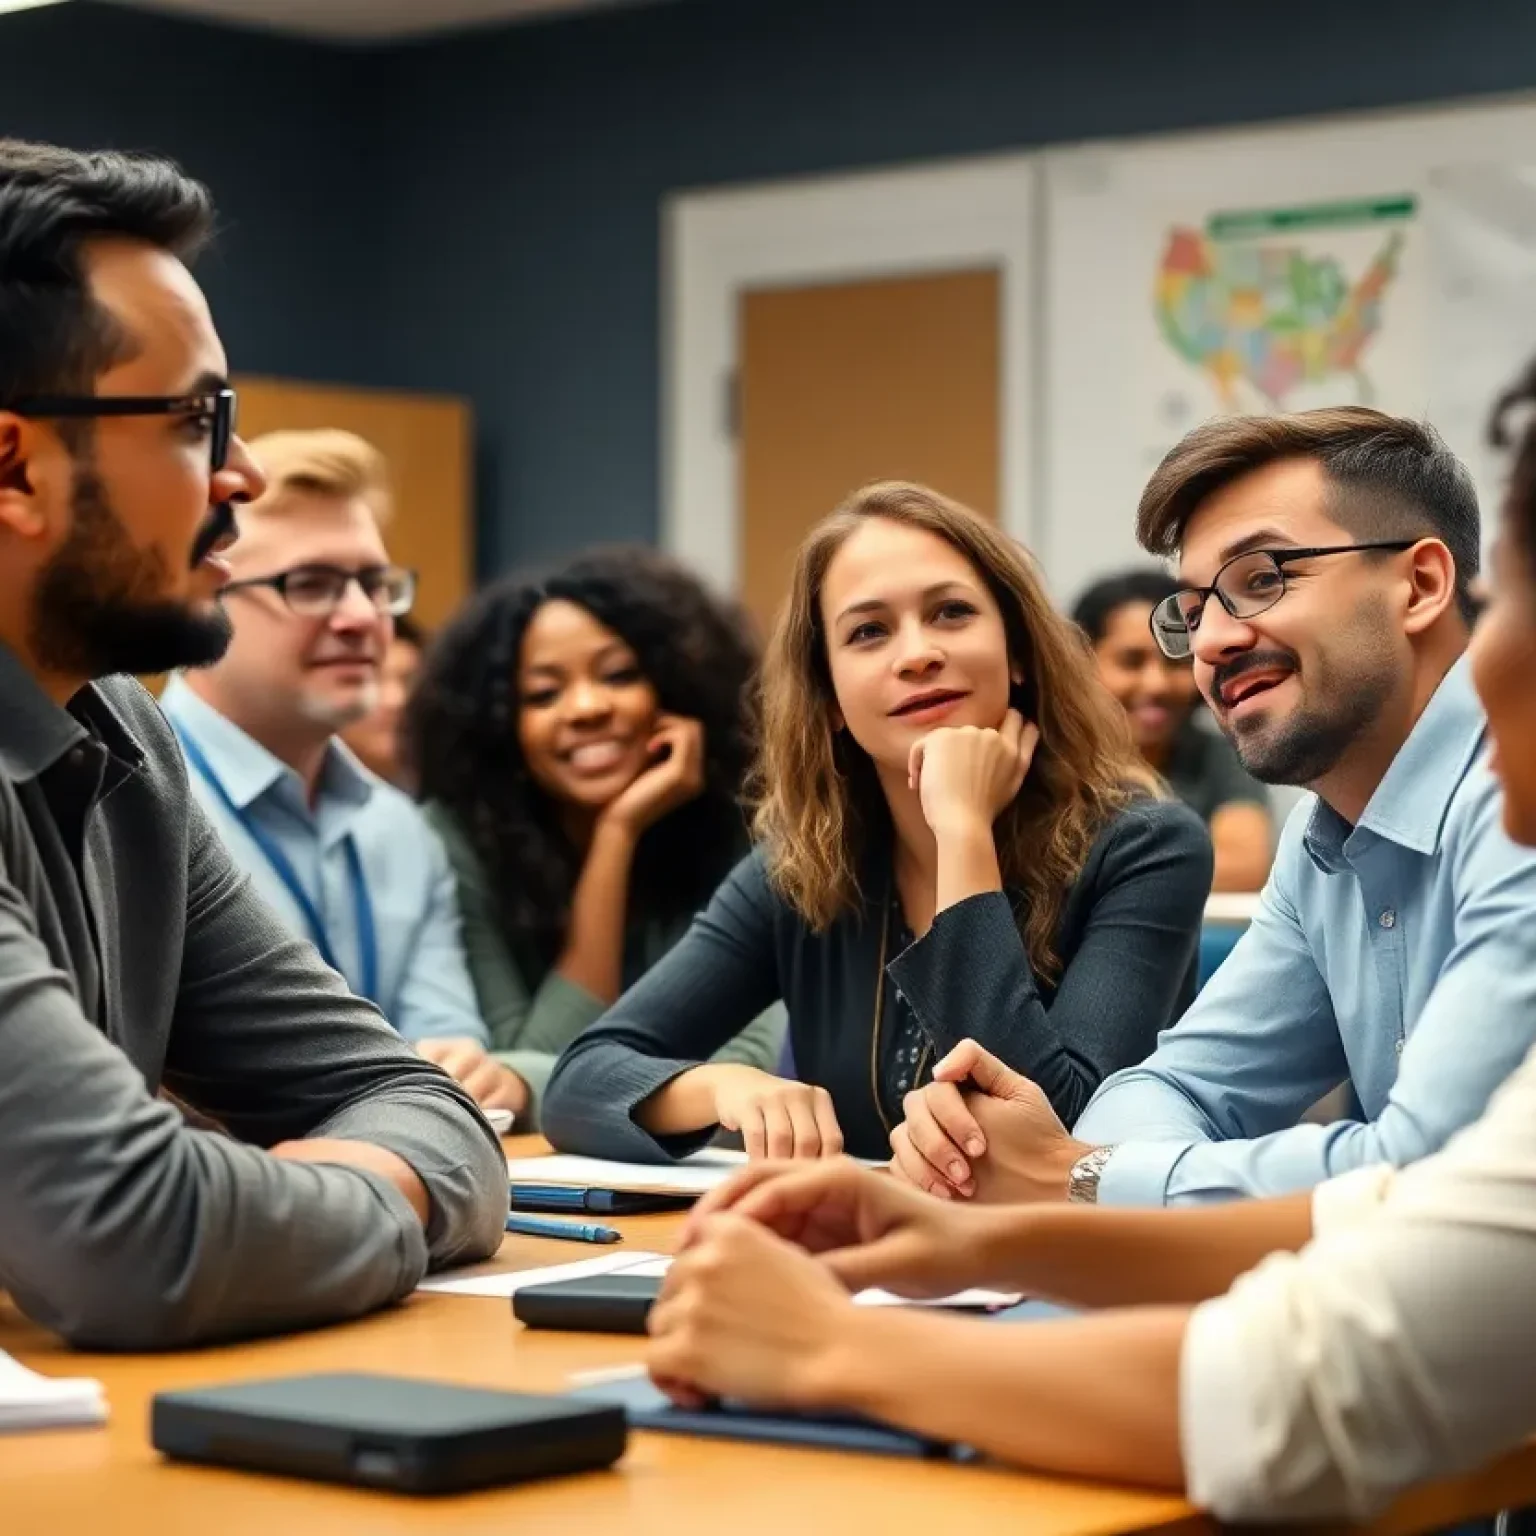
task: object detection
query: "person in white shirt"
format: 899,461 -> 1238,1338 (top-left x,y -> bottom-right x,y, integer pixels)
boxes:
639,369 -> 1536,1522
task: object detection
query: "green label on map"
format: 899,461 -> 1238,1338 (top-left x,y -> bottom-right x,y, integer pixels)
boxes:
1207,195 -> 1417,241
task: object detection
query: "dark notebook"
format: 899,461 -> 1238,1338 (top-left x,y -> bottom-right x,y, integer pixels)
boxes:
571,1374 -> 978,1462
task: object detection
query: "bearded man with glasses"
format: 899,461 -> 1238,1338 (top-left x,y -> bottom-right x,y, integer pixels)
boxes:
885,406 -> 1536,1220
159,428 -> 521,1117
0,140 -> 506,1349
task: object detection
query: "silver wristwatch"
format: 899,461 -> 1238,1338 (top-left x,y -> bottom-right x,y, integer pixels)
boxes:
1066,1144 -> 1116,1204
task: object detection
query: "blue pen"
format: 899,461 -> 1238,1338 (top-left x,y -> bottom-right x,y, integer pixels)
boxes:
505,1213 -> 622,1245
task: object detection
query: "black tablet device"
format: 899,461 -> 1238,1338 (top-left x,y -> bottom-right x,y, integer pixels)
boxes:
151,1372 -> 627,1494
513,1272 -> 663,1334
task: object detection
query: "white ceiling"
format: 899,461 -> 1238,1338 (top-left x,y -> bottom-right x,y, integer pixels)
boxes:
100,0 -> 654,42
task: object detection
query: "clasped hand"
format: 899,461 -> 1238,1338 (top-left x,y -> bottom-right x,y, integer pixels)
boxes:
889,1040 -> 1090,1203
646,1158 -> 992,1409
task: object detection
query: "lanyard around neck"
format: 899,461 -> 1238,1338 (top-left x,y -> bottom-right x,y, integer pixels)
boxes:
174,724 -> 379,1003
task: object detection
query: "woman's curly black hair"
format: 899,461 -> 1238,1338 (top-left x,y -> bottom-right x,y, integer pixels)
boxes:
406,547 -> 761,976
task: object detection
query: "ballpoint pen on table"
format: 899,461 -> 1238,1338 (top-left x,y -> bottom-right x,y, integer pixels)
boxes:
504,1213 -> 622,1245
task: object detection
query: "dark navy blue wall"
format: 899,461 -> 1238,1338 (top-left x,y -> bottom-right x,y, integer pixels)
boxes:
12,0 -> 1536,571
364,0 -> 1536,571
1,1 -> 368,382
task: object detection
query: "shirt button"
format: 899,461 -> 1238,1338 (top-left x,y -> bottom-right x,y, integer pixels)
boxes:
1394,1037 -> 1405,1055
1379,909 -> 1397,929
892,987 -> 905,1004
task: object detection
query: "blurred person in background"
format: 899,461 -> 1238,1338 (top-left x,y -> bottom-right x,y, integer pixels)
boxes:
160,430 -> 519,1114
542,483 -> 1210,1164
1073,569 -> 1273,891
407,547 -> 785,1130
340,610 -> 425,790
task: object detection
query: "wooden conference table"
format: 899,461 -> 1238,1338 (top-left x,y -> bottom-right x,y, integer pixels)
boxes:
5,1137 -> 1536,1536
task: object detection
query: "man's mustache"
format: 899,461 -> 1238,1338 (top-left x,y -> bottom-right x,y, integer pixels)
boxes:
190,501 -> 239,569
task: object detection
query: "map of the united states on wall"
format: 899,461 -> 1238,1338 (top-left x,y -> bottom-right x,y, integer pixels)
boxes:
1153,197 -> 1413,409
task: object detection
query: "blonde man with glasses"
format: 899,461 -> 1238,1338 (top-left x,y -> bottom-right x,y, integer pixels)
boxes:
161,430 -> 521,1115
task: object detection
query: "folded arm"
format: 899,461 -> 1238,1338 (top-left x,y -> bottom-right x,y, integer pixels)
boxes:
1081,780 -> 1536,1205
161,806 -> 506,1284
541,852 -> 782,1161
0,834 -> 499,1350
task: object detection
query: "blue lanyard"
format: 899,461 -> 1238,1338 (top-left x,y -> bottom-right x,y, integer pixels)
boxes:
174,726 -> 379,1003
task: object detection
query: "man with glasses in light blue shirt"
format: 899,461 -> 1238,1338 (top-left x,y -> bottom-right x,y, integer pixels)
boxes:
162,428 -> 522,1119
888,407 -> 1536,1210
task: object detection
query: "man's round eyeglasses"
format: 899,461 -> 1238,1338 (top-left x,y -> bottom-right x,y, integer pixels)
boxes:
222,564 -> 417,619
1,388 -> 237,472
1150,541 -> 1416,660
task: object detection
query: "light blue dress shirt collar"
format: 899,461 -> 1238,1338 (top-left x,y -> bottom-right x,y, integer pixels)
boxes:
158,673 -> 489,1047
159,674 -> 374,821
1301,654 -> 1485,873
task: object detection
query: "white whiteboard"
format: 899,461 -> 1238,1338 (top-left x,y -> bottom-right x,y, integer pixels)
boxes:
1041,96 -> 1536,607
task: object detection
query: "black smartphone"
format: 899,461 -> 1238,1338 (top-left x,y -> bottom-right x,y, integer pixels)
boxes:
151,1372 -> 626,1494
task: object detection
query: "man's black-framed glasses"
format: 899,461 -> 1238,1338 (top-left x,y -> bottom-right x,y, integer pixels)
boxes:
2,387 -> 237,471
222,564 -> 417,619
1150,541 -> 1416,660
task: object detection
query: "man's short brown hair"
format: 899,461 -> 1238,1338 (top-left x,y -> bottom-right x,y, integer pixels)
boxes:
1135,407 -> 1481,623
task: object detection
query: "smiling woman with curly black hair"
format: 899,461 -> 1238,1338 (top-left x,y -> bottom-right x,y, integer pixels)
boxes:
406,548 -> 785,1128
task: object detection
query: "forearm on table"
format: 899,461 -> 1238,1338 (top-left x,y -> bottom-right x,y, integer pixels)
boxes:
974,1194 -> 1314,1308
3,1120 -> 430,1350
552,821 -> 636,1004
825,1306 -> 1188,1488
636,1064 -> 728,1134
301,1085 -> 507,1267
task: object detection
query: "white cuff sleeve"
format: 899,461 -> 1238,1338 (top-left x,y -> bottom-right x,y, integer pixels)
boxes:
1180,1294 -> 1267,1518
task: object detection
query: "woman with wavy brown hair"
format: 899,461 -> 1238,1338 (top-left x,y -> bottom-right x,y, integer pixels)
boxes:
543,483 -> 1211,1163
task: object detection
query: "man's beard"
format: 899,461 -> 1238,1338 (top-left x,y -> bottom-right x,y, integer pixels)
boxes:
1217,599 -> 1398,787
29,468 -> 234,682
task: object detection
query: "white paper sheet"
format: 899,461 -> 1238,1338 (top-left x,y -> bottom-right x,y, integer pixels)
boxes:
416,1251 -> 666,1298
424,1251 -> 1017,1310
0,1350 -> 106,1432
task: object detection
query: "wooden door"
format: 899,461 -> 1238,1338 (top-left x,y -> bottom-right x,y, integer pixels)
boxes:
233,376 -> 473,630
737,268 -> 1001,633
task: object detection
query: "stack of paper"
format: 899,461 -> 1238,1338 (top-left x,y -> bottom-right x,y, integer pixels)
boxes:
504,1149 -> 759,1197
504,1149 -> 888,1197
0,1349 -> 106,1432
